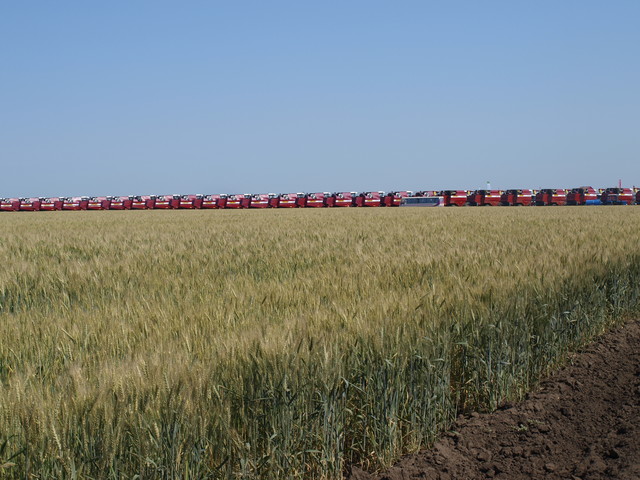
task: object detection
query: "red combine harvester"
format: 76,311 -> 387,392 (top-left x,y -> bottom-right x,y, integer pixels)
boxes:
87,196 -> 110,210
177,194 -> 203,209
306,192 -> 333,207
226,194 -> 251,209
277,193 -> 296,208
566,187 -> 599,205
61,196 -> 89,210
439,190 -> 468,206
0,198 -> 20,211
601,187 -> 634,205
535,189 -> 567,206
500,189 -> 533,206
154,195 -> 179,209
39,197 -> 63,211
467,190 -> 503,206
356,191 -> 384,207
249,194 -> 270,208
635,188 -> 640,205
19,197 -> 41,211
333,192 -> 355,207
202,194 -> 225,209
368,191 -> 385,207
130,195 -> 153,210
108,196 -> 133,210
277,193 -> 302,208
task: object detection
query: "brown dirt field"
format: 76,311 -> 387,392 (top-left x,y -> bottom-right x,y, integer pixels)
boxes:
347,319 -> 640,480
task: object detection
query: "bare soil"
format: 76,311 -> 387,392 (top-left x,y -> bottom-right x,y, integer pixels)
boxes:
347,319 -> 640,480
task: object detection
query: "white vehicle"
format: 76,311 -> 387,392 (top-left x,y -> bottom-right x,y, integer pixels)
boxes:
400,196 -> 445,207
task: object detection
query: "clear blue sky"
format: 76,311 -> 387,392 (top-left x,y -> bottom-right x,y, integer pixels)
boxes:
1,1 -> 639,197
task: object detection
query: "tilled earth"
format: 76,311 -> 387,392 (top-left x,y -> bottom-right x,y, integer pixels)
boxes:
348,319 -> 640,480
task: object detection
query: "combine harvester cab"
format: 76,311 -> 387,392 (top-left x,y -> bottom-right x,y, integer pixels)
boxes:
277,193 -> 298,208
154,195 -> 179,209
202,194 -> 224,209
87,196 -> 110,210
601,187 -> 634,205
440,190 -> 468,206
61,197 -> 88,210
566,187 -> 599,205
400,195 -> 445,207
18,197 -> 41,211
39,197 -> 63,211
108,196 -> 133,210
306,192 -> 329,207
0,198 -> 20,211
333,192 -> 355,207
500,189 -> 532,206
249,193 -> 270,208
178,194 -> 203,209
226,194 -> 250,209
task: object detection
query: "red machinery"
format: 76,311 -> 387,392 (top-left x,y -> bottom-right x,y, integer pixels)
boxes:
306,192 -> 334,207
130,195 -> 154,210
202,194 -> 225,209
636,188 -> 640,205
108,196 -> 133,210
177,194 -> 203,209
39,197 -> 63,211
467,190 -> 503,206
61,196 -> 89,210
0,198 -> 20,211
500,189 -> 533,206
87,196 -> 110,210
356,191 -> 384,207
277,193 -> 301,208
295,193 -> 307,208
535,189 -> 567,206
19,197 -> 41,211
334,192 -> 355,207
154,195 -> 179,209
324,192 -> 336,207
566,187 -> 599,205
600,187 -> 634,205
226,194 -> 251,209
249,193 -> 270,208
268,193 -> 280,208
439,190 -> 468,206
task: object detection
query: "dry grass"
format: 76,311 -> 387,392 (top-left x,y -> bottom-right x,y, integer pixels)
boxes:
0,207 -> 638,478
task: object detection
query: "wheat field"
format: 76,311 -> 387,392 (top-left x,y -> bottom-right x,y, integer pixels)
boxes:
0,207 -> 638,479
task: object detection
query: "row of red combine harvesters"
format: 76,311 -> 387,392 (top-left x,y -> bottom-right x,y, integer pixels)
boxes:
0,187 -> 638,212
